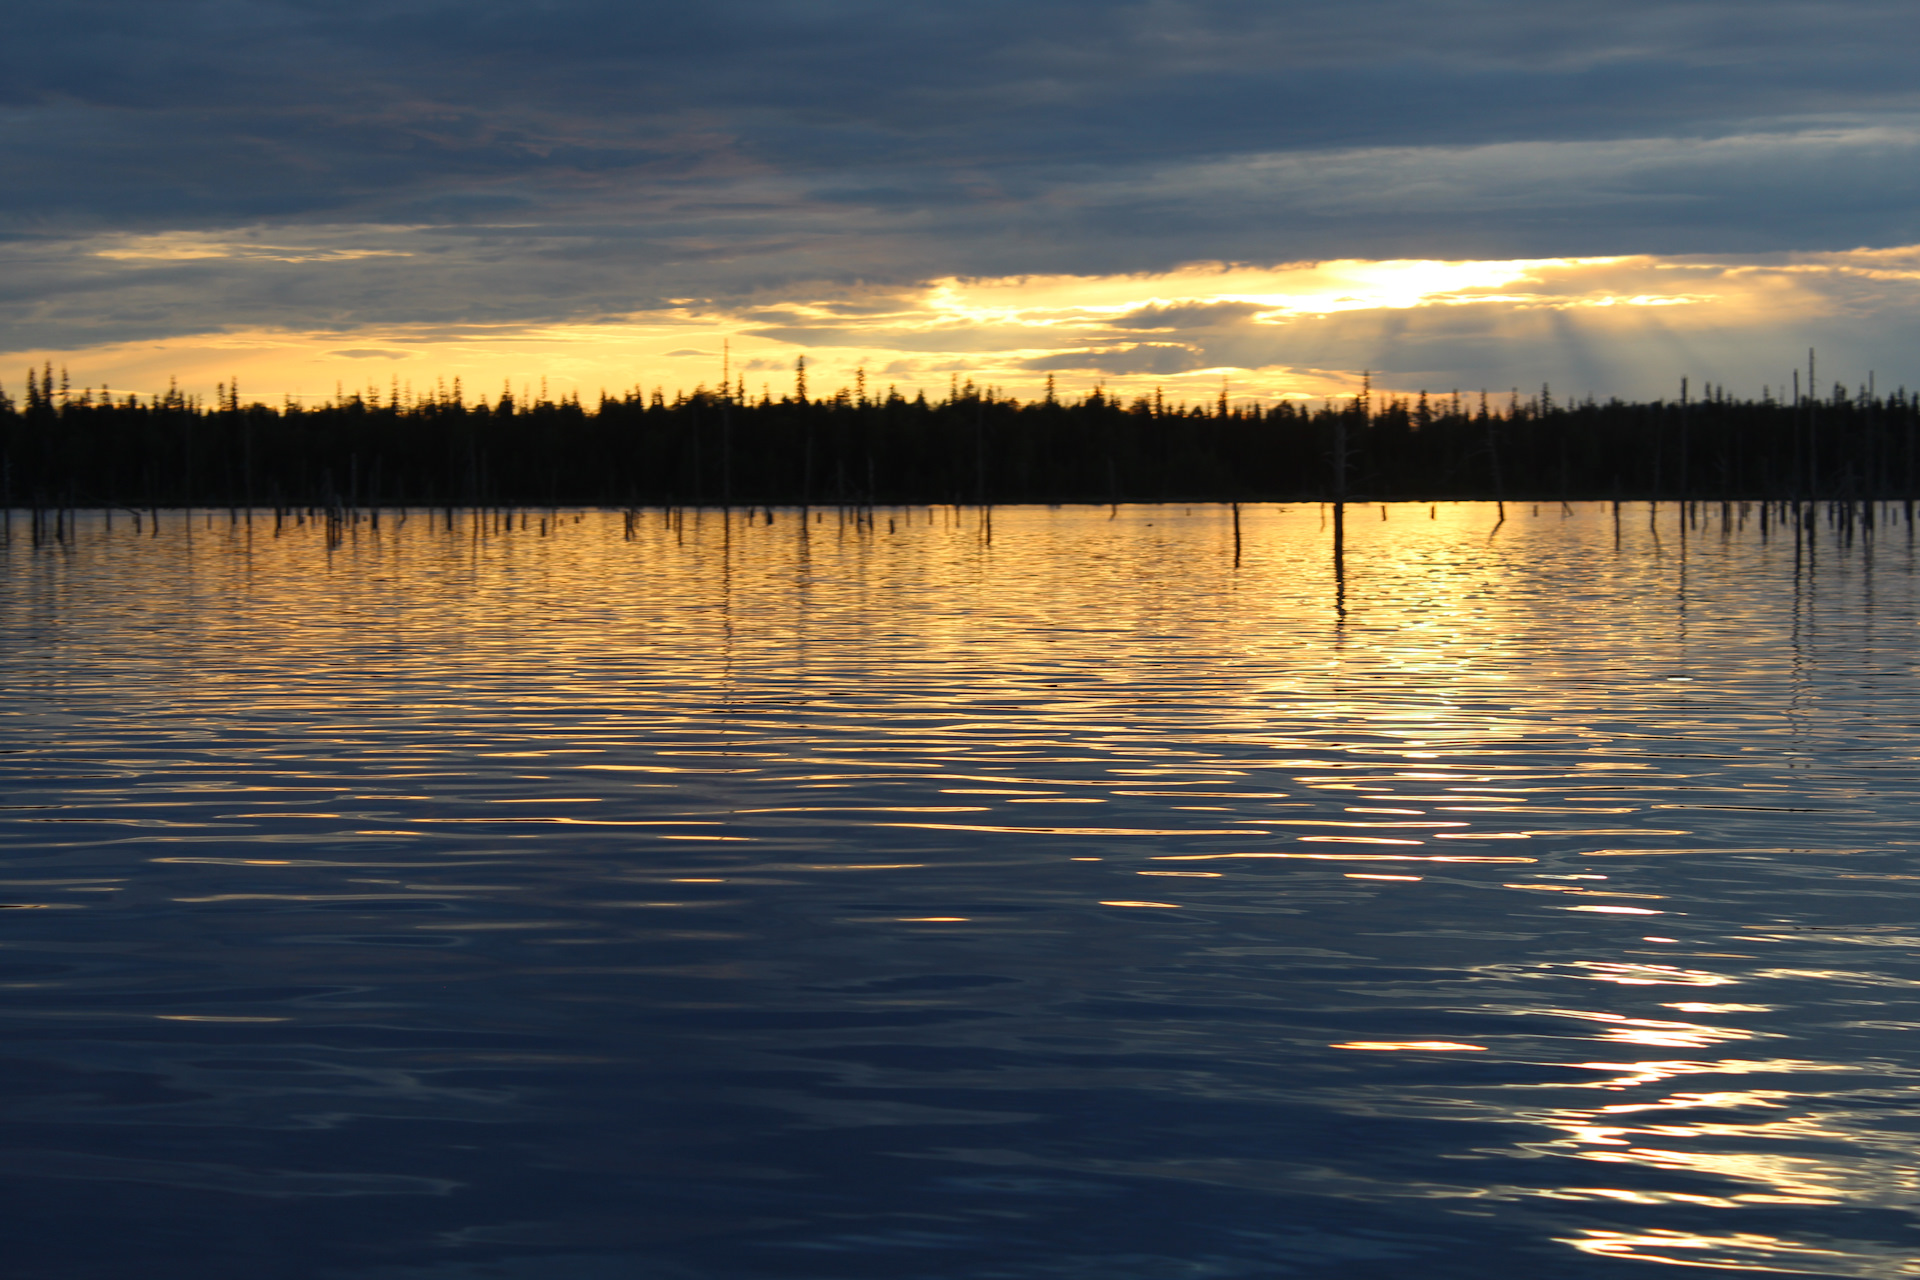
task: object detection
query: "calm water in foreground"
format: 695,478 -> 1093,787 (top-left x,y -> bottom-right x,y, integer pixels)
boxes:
5,501 -> 1920,1280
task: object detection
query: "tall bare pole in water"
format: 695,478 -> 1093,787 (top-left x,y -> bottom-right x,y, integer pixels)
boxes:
1332,377 -> 1360,610
721,340 -> 733,513
1678,376 -> 1690,506
1808,348 -> 1820,499
797,355 -> 812,516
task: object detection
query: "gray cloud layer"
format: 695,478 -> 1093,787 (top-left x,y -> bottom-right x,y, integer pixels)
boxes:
7,1 -> 1920,351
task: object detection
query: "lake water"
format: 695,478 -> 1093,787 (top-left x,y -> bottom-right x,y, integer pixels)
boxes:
5,500 -> 1920,1280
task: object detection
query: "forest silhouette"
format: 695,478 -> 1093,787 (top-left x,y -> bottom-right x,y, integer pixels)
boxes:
3,360 -> 1913,508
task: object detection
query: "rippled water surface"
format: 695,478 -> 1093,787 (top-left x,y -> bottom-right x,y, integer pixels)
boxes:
7,501 -> 1920,1279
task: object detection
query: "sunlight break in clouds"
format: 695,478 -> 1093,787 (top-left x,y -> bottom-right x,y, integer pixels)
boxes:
90,230 -> 415,265
10,248 -> 1920,408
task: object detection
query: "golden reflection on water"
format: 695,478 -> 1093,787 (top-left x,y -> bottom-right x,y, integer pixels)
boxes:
8,500 -> 1920,1275
1562,1230 -> 1910,1275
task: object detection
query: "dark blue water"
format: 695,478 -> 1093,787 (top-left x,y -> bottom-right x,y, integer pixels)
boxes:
5,501 -> 1920,1279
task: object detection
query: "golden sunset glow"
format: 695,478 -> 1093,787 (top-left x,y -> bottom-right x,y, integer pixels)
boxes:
14,245 -> 1920,408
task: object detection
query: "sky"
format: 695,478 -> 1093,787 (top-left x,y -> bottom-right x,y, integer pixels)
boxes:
8,0 -> 1920,406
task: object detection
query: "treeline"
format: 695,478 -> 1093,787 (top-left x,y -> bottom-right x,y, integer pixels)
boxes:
3,365 -> 1917,507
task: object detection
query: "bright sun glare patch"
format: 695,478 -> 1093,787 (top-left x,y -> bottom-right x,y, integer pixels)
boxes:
1567,905 -> 1664,915
927,257 -> 1603,322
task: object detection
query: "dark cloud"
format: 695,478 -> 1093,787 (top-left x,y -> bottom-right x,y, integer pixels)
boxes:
1020,343 -> 1211,375
7,1 -> 1920,350
741,324 -> 1057,353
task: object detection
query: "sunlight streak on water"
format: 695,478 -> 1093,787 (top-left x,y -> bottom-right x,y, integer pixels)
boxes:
4,500 -> 1920,1278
